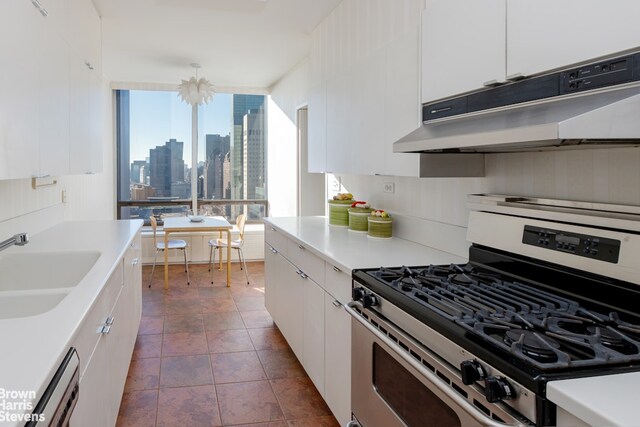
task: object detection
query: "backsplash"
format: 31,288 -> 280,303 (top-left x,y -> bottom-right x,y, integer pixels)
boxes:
485,147 -> 640,205
336,146 -> 640,255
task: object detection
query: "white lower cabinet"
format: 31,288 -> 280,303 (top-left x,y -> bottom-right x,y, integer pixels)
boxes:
303,276 -> 325,395
70,232 -> 141,426
264,244 -> 280,319
279,258 -> 305,362
264,234 -> 352,426
324,292 -> 352,427
265,242 -> 305,361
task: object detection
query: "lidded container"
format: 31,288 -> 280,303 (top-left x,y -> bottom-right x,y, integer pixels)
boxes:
368,210 -> 392,238
328,193 -> 354,227
348,201 -> 372,232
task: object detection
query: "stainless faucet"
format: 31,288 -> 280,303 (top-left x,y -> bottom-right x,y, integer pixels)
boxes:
0,233 -> 29,252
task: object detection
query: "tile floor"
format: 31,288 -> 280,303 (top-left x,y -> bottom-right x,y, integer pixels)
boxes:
117,261 -> 340,427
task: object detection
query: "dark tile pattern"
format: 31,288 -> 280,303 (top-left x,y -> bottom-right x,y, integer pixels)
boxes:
157,385 -> 222,427
217,381 -> 284,425
118,262 -> 339,427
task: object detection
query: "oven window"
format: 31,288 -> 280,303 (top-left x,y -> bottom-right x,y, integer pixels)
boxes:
373,344 -> 461,427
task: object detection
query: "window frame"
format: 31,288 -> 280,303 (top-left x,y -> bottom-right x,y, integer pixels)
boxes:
114,86 -> 269,225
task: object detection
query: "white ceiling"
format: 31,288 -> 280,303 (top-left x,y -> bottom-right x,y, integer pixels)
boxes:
93,0 -> 342,89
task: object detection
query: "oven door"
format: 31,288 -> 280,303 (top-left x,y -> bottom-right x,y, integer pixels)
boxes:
346,303 -> 525,427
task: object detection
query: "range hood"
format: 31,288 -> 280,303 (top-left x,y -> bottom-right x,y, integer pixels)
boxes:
395,53 -> 640,154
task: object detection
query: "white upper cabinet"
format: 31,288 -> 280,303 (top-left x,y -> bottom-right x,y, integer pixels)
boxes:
325,71 -> 352,174
38,21 -> 71,177
349,48 -> 385,176
507,0 -> 640,78
0,0 -> 102,180
422,0 -> 640,104
66,0 -> 102,74
308,82 -> 327,173
421,0 -> 507,104
383,28 -> 421,177
0,0 -> 40,179
308,0 -> 424,177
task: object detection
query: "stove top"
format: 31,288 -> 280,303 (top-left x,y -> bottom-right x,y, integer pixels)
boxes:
362,262 -> 640,371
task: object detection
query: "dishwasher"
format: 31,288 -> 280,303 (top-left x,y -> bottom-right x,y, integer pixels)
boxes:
26,348 -> 80,427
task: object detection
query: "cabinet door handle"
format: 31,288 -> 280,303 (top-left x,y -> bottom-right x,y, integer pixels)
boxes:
300,272 -> 308,279
132,258 -> 139,266
270,247 -> 278,254
482,79 -> 502,87
31,0 -> 48,16
298,244 -> 305,250
332,300 -> 342,308
332,266 -> 341,273
506,73 -> 526,81
96,316 -> 115,334
270,227 -> 276,231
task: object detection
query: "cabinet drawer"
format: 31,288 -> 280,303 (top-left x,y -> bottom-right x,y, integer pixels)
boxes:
324,263 -> 351,304
124,235 -> 141,283
265,225 -> 288,255
72,264 -> 123,378
287,240 -> 325,287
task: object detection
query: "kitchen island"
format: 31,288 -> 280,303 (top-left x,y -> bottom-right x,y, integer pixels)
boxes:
0,220 -> 142,426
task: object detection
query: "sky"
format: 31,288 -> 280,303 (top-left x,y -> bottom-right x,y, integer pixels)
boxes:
129,90 -> 233,167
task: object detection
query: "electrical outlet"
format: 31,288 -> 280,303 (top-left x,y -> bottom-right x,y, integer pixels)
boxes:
61,189 -> 67,203
383,182 -> 395,193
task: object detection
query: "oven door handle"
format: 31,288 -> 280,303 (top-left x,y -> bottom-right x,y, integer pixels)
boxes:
345,302 -> 522,427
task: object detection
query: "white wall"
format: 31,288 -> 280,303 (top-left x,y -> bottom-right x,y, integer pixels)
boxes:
0,80 -> 115,239
267,59 -> 310,217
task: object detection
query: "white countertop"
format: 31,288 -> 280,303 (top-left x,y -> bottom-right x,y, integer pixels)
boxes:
548,372 -> 640,426
263,216 -> 467,272
0,220 -> 142,425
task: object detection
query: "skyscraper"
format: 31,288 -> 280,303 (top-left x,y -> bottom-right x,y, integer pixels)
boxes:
149,138 -> 186,197
243,109 -> 265,218
231,95 -> 265,201
130,160 -> 147,184
204,134 -> 230,199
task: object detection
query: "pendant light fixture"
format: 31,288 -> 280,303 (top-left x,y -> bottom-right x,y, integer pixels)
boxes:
178,63 -> 215,106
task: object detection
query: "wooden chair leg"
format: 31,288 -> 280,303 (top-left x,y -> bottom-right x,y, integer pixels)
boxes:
148,249 -> 159,288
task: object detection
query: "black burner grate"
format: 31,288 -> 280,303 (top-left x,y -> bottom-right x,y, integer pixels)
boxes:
365,264 -> 640,370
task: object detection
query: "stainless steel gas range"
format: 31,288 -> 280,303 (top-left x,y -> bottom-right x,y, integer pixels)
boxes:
347,195 -> 640,427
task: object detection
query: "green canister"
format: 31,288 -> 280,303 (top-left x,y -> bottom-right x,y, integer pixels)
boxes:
348,202 -> 372,232
328,199 -> 352,227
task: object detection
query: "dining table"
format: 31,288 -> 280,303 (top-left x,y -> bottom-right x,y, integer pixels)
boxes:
162,216 -> 233,288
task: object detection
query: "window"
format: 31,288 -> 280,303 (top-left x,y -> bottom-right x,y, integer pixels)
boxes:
116,90 -> 267,224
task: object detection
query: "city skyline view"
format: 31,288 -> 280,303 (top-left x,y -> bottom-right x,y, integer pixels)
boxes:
117,90 -> 267,222
129,91 -> 233,167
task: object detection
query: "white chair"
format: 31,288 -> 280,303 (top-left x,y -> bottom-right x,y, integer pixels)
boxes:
148,215 -> 190,287
208,214 -> 250,285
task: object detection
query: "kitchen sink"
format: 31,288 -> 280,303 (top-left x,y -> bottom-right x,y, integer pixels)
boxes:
0,291 -> 71,319
0,251 -> 101,292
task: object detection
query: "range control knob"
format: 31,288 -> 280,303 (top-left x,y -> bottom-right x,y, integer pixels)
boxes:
362,293 -> 379,308
484,376 -> 516,403
460,360 -> 486,385
352,287 -> 366,302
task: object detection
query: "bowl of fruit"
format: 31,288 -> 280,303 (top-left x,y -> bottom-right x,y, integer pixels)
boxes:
328,193 -> 354,227
367,210 -> 392,238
